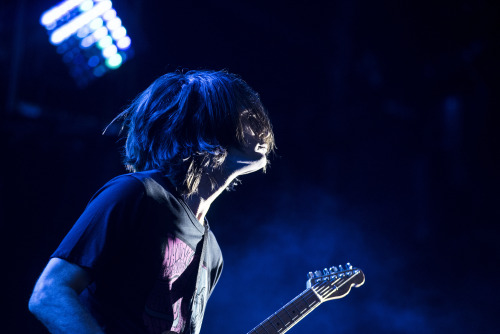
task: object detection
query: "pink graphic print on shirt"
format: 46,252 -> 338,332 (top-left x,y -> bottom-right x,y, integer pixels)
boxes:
143,234 -> 197,334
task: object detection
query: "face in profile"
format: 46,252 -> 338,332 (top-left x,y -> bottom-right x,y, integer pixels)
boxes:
226,125 -> 270,176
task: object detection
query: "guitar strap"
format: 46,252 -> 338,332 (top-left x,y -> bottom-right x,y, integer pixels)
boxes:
187,222 -> 209,334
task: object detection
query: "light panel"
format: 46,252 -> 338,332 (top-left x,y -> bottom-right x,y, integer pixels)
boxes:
40,0 -> 134,87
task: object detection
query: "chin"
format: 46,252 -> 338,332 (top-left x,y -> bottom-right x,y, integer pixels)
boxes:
239,156 -> 268,175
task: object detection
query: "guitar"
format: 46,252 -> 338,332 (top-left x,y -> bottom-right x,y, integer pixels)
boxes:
246,263 -> 365,334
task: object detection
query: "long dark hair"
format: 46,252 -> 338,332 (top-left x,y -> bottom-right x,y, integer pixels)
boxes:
111,70 -> 275,196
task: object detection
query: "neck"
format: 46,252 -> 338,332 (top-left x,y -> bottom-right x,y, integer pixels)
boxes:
183,169 -> 239,224
183,195 -> 210,224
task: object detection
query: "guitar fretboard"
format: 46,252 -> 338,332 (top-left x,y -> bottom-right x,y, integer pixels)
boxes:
247,288 -> 322,334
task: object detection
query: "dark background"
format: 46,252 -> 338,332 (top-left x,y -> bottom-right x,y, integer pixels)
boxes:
2,0 -> 499,333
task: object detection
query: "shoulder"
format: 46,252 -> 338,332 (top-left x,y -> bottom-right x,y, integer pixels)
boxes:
126,170 -> 179,204
90,173 -> 147,204
100,170 -> 188,223
102,173 -> 145,191
95,170 -> 172,200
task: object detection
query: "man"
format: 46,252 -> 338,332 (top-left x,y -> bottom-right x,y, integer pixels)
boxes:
28,70 -> 275,334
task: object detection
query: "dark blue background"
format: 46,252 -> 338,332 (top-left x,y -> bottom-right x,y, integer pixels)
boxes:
1,0 -> 498,333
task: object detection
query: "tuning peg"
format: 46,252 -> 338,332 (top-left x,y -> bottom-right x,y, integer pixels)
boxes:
346,262 -> 353,269
307,272 -> 314,279
329,266 -> 338,272
323,268 -> 330,275
338,264 -> 343,271
314,270 -> 322,277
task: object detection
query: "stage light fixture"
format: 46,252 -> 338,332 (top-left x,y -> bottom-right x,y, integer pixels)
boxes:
40,0 -> 133,87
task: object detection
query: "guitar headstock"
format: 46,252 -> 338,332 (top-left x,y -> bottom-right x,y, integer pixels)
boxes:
306,263 -> 365,301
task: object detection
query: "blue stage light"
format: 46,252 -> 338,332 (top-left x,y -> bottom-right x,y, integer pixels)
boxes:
105,53 -> 122,69
80,35 -> 94,48
116,36 -> 131,50
97,35 -> 113,49
106,17 -> 121,31
79,0 -> 93,12
102,9 -> 116,21
93,65 -> 106,77
89,17 -> 103,31
40,0 -> 132,87
92,26 -> 108,40
111,26 -> 126,40
102,44 -> 117,58
76,25 -> 91,38
62,51 -> 74,63
56,43 -> 69,54
88,55 -> 100,67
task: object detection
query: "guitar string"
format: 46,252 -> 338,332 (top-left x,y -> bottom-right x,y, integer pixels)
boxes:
314,272 -> 362,300
311,270 -> 362,299
248,273 -> 360,334
249,287 -> 315,334
260,281 -> 337,333
314,278 -> 342,297
251,286 -> 337,334
321,274 -> 360,299
258,323 -> 270,334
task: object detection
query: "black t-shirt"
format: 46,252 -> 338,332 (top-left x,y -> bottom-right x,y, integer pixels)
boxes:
52,170 -> 223,334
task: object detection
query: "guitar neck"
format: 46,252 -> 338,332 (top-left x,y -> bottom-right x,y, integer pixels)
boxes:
247,288 -> 322,334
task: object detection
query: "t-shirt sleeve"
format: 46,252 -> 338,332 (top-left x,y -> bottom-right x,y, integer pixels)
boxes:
51,175 -> 146,275
209,259 -> 223,298
207,232 -> 224,298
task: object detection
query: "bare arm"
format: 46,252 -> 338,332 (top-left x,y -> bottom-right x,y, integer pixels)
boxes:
28,258 -> 105,334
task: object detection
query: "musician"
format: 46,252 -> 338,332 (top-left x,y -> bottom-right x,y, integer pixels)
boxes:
28,70 -> 275,334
